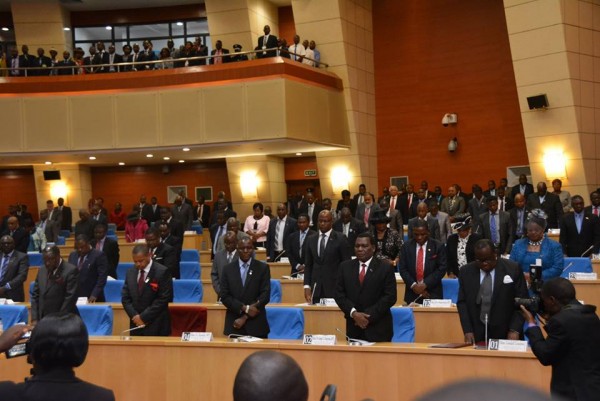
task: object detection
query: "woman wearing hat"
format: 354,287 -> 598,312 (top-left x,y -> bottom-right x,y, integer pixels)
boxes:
445,217 -> 482,278
125,204 -> 149,243
509,209 -> 563,281
370,210 -> 403,270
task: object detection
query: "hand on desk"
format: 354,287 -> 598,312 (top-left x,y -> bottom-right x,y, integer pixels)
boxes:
464,332 -> 474,344
304,288 -> 312,303
353,312 -> 370,330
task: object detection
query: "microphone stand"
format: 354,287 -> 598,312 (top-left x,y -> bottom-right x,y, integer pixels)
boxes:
120,324 -> 146,340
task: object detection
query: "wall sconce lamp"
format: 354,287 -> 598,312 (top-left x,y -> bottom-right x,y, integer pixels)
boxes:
49,181 -> 68,200
543,151 -> 567,180
331,167 -> 350,195
448,137 -> 458,153
240,171 -> 258,199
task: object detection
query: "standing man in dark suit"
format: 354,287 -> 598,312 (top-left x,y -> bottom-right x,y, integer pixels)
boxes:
509,193 -> 529,242
257,25 -> 278,58
38,210 -> 59,244
267,203 -> 297,262
31,246 -> 79,324
57,197 -> 72,232
68,235 -> 108,303
145,196 -> 161,224
171,196 -> 194,230
0,235 -> 29,302
336,189 -> 357,217
211,232 -> 238,297
457,239 -> 528,344
139,195 -> 154,224
352,184 -> 370,209
496,186 -> 513,212
304,210 -> 352,303
55,50 -> 76,75
157,221 -> 181,272
585,191 -> 600,216
467,185 -> 487,227
18,44 -> 32,76
474,197 -> 513,255
46,200 -> 62,229
398,220 -> 447,304
398,184 -> 416,223
355,193 -> 380,231
91,223 -> 120,279
193,195 -> 211,228
220,237 -> 271,338
285,214 -> 317,275
210,40 -> 230,64
2,217 -> 29,253
407,203 -> 441,241
335,233 -> 397,342
298,192 -> 322,231
333,207 -> 366,253
145,228 -> 179,279
160,207 -> 184,247
511,174 -> 534,201
559,195 -> 600,257
122,244 -> 172,336
527,182 -> 564,229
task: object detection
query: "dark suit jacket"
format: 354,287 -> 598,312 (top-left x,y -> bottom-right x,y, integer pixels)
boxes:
34,55 -> 52,75
527,192 -> 563,229
407,217 -> 441,241
210,48 -> 230,64
220,258 -> 271,337
167,217 -> 185,244
68,249 -> 108,302
398,238 -> 447,304
334,258 -> 397,342
298,202 -> 323,231
58,205 -> 73,230
193,204 -> 211,228
526,301 -> 600,401
0,369 -> 115,401
91,237 -> 120,279
121,261 -> 173,336
74,219 -> 97,241
475,211 -> 513,254
266,216 -> 297,261
0,251 -> 29,302
496,196 -> 514,212
332,218 -> 366,253
211,249 -> 238,296
457,258 -> 528,343
172,203 -> 194,230
304,230 -> 352,301
56,59 -> 76,75
467,197 -> 488,226
31,260 -> 79,322
445,232 -> 483,277
285,229 -> 317,274
2,227 -> 30,253
141,204 -> 157,224
398,193 -> 416,223
257,34 -> 279,58
335,199 -> 357,217
355,204 -> 381,230
508,206 -> 530,241
151,242 -> 179,279
510,183 -> 534,201
41,219 -> 60,243
559,212 -> 600,257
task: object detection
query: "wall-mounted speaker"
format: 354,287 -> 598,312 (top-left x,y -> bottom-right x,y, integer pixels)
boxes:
527,94 -> 548,110
43,170 -> 61,180
162,165 -> 170,174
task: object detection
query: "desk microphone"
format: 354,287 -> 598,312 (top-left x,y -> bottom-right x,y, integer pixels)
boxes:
335,328 -> 370,346
274,249 -> 286,262
310,282 -> 317,305
228,333 -> 245,342
484,313 -> 489,349
408,294 -> 423,307
581,245 -> 595,258
120,325 -> 145,340
561,262 -> 574,273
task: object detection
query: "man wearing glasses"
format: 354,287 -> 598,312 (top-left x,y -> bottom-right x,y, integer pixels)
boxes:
457,239 -> 528,344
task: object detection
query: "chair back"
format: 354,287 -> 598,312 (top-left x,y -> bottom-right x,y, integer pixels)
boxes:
442,278 -> 459,303
27,252 -> 43,267
56,236 -> 66,245
270,279 -> 282,303
266,307 -> 304,339
561,257 -> 593,278
169,305 -> 207,337
77,304 -> 113,335
180,261 -> 201,279
117,263 -> 134,280
181,249 -> 200,262
104,280 -> 125,302
59,230 -> 71,238
173,279 -> 203,303
391,307 -> 415,342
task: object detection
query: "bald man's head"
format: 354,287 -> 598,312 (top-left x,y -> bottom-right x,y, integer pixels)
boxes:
233,351 -> 308,401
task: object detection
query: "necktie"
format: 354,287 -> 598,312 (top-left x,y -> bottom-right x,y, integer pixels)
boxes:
499,199 -> 504,211
77,256 -> 85,270
408,194 -> 413,209
214,226 -> 224,253
517,210 -> 523,236
138,270 -> 145,293
275,220 -> 282,250
490,214 -> 498,243
390,197 -> 396,211
227,252 -> 233,263
595,207 -> 599,217
308,204 -> 313,225
359,263 -> 367,284
343,223 -> 349,237
0,255 -> 9,282
319,233 -> 326,257
576,214 -> 582,234
416,246 -> 424,282
96,240 -> 102,251
240,263 -> 248,286
479,272 -> 492,323
299,231 -> 306,257
364,207 -> 370,226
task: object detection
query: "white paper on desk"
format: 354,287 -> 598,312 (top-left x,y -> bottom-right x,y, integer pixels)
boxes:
295,303 -> 312,306
279,257 -> 289,263
237,336 -> 263,343
106,276 -> 116,281
181,332 -> 213,342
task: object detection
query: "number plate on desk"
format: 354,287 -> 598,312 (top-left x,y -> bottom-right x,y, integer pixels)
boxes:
422,299 -> 452,308
303,334 -> 336,345
181,332 -> 213,342
569,272 -> 597,280
319,298 -> 338,306
487,339 -> 528,352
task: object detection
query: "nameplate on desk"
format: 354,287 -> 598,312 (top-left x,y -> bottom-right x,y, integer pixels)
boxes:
181,332 -> 213,342
569,272 -> 597,280
548,228 -> 560,235
422,299 -> 452,308
76,297 -> 88,305
282,275 -> 303,280
280,257 -> 289,263
303,334 -> 337,345
320,298 -> 338,307
487,339 -> 528,352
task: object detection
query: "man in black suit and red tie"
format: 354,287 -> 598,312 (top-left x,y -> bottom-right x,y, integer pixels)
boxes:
121,244 -> 173,336
584,191 -> 600,217
91,223 -> 120,279
559,195 -> 600,257
527,182 -> 563,229
304,210 -> 352,303
398,219 -> 447,304
145,228 -> 178,279
68,235 -> 109,303
335,233 -> 397,342
220,237 -> 271,338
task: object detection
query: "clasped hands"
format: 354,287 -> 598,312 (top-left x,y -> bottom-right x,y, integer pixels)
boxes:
352,312 -> 370,330
234,302 -> 260,329
412,283 -> 430,298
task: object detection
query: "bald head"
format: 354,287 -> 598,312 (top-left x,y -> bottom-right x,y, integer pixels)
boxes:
233,351 -> 308,401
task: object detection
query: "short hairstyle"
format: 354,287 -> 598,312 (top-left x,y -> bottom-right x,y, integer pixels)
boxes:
75,234 -> 90,243
474,239 -> 495,252
341,190 -> 351,197
413,219 -> 429,231
43,245 -> 61,257
552,178 -> 562,185
233,351 -> 308,401
29,314 -> 89,370
542,277 -> 576,305
297,213 -> 309,221
486,196 -> 498,204
94,222 -> 108,231
356,232 -> 376,246
571,195 -> 584,203
132,244 -> 150,255
252,202 -> 264,212
145,227 -> 160,237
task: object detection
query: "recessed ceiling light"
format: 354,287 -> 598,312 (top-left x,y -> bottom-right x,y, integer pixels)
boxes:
1,27 -> 9,32
179,160 -> 185,163
176,22 -> 184,26
118,162 -> 125,166
63,27 -> 71,31
182,147 -> 190,152
44,161 -> 52,165
163,157 -> 170,160
89,156 -> 96,160
296,152 -> 302,156
105,26 -> 112,30
146,154 -> 153,158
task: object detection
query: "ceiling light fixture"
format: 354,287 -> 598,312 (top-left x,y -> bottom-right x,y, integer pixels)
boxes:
45,161 -> 52,165
296,152 -> 302,156
89,156 -> 96,160
146,154 -> 153,158
1,27 -> 9,32
118,162 -> 125,166
163,157 -> 170,160
182,147 -> 190,152
179,160 -> 185,163
105,26 -> 112,30
176,22 -> 184,26
63,27 -> 71,31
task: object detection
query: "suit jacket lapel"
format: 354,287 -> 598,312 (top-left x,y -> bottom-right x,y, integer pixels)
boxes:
361,258 -> 377,289
491,263 -> 504,305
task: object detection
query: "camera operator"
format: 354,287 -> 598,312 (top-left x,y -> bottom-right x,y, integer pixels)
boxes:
521,278 -> 600,401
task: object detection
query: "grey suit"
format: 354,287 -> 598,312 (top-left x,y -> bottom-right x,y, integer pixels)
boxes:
440,196 -> 466,217
429,211 -> 451,242
211,249 -> 238,296
40,219 -> 60,243
407,217 -> 441,241
47,208 -> 63,228
388,209 -> 404,237
355,204 -> 381,230
0,251 -> 29,302
31,260 -> 79,322
475,211 -> 513,254
171,203 -> 194,230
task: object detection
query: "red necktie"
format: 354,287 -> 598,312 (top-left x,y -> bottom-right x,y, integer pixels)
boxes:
359,263 -> 367,284
416,246 -> 424,282
138,270 -> 145,293
595,207 -> 599,217
364,208 -> 370,226
408,194 -> 413,209
390,197 -> 396,211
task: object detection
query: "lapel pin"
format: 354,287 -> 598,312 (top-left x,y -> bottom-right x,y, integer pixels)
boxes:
145,277 -> 149,283
249,270 -> 253,276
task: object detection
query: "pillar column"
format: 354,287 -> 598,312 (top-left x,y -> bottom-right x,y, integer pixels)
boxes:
11,0 -> 72,52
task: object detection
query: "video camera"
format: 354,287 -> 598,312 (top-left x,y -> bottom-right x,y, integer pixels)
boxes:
514,263 -> 543,314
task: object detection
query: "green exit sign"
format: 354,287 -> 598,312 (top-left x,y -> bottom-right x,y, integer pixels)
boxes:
304,169 -> 317,177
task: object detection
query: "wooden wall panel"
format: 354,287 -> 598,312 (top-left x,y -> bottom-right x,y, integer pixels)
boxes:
278,6 -> 295,44
90,161 -> 229,212
70,4 -> 206,27
284,156 -> 318,181
373,0 -> 529,192
0,169 -> 38,219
